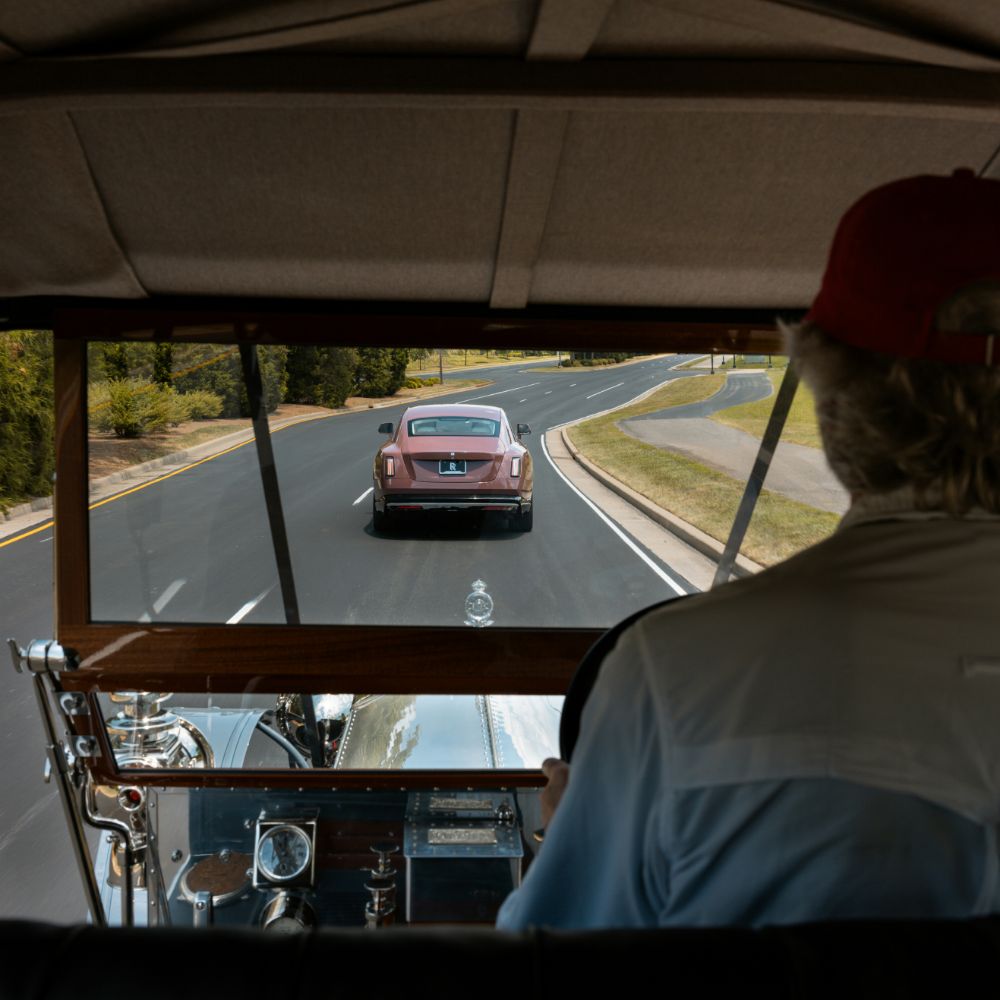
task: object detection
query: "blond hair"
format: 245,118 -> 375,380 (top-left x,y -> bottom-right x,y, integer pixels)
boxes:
785,291 -> 1000,515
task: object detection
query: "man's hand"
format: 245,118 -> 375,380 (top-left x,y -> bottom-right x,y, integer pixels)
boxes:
540,757 -> 570,829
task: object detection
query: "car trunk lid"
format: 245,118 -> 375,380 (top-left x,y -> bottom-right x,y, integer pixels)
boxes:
406,436 -> 504,482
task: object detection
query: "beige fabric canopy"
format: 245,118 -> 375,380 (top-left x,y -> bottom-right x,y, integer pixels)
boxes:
2,0 -> 1000,308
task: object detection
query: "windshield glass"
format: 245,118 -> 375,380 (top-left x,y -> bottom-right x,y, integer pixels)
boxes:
83,340 -> 840,630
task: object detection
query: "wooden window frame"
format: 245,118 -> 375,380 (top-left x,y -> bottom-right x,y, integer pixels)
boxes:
47,299 -> 784,787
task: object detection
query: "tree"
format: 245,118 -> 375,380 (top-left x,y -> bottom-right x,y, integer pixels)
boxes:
353,347 -> 409,397
0,331 -> 54,505
286,346 -> 358,408
152,343 -> 173,386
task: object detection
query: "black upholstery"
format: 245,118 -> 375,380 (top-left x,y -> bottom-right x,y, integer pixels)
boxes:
2,918 -> 997,1000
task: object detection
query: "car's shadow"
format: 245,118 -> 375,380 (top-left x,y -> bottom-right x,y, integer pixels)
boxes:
365,511 -> 524,541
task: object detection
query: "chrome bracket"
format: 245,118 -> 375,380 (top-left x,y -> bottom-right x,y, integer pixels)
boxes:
73,735 -> 101,759
59,692 -> 90,717
8,637 -> 79,675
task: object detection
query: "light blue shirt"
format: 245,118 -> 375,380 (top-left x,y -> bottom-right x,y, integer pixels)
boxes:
498,507 -> 1000,930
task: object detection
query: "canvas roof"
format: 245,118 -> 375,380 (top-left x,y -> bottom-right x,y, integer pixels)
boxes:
2,1 -> 999,310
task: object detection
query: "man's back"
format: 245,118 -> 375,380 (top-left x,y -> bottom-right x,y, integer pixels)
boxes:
498,502 -> 1000,929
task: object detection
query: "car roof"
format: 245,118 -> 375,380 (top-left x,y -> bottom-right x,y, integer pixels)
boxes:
402,404 -> 505,421
2,3 -> 1000,318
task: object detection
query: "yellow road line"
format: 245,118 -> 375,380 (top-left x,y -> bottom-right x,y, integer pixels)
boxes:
0,411 -> 335,550
0,520 -> 53,548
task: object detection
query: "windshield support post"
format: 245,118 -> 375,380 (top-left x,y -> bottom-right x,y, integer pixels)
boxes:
29,670 -> 108,926
712,364 -> 800,587
239,343 -> 325,767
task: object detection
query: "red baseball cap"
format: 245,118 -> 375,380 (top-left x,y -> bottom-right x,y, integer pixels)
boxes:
806,168 -> 1000,365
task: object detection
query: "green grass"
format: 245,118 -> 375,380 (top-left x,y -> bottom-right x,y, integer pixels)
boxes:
710,369 -> 822,449
604,372 -> 726,418
567,378 -> 839,566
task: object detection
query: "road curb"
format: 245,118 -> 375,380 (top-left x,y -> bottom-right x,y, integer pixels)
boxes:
559,427 -> 762,579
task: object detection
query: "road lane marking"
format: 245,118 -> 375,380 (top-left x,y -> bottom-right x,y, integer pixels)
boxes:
227,584 -> 276,624
38,535 -> 52,543
353,487 -> 374,506
585,382 -> 625,400
519,398 -> 528,403
460,382 -> 540,402
0,520 -> 54,549
545,391 -> 552,395
540,436 -> 687,596
139,578 -> 187,621
569,383 -> 576,387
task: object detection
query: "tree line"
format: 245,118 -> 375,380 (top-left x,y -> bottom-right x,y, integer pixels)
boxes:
1,336 -> 412,507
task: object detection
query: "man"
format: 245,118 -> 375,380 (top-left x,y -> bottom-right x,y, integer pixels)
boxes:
497,168 -> 1000,929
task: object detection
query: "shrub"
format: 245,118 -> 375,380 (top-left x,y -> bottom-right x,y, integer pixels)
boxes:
182,389 -> 224,420
92,380 -> 173,438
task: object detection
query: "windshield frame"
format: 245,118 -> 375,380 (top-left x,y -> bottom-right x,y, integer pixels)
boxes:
46,301 -> 786,788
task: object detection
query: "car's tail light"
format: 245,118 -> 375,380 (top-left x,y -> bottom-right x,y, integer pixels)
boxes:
510,456 -> 521,477
385,456 -> 395,477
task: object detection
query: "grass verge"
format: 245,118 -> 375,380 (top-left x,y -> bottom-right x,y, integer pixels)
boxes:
567,379 -> 839,565
710,369 -> 821,448
610,372 -> 725,417
88,419 -> 251,479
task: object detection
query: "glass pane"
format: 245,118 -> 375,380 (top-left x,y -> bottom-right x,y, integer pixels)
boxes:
96,691 -> 563,772
86,343 -> 834,628
729,356 -> 844,574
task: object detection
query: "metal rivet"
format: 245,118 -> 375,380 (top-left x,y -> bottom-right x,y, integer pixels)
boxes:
170,850 -> 182,862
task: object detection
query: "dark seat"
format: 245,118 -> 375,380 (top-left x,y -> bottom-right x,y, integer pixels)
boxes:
3,918 -> 998,999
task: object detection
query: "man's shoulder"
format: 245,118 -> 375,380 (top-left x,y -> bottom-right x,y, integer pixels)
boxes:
635,529 -> 849,635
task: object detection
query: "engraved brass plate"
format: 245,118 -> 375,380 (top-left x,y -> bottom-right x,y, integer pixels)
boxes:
429,796 -> 493,812
427,827 -> 498,845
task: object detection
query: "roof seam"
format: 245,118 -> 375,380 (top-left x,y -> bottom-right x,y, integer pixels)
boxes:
488,109 -> 570,310
64,111 -> 148,299
979,136 -> 1000,180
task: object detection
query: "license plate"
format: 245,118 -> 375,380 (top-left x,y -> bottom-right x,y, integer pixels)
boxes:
439,459 -> 466,475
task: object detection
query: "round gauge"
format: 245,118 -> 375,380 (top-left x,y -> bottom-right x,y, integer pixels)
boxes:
256,824 -> 311,883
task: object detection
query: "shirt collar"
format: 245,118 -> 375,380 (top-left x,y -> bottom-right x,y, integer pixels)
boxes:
838,485 -> 1000,531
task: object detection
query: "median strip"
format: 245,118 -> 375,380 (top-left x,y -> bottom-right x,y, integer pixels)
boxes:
563,376 -> 839,568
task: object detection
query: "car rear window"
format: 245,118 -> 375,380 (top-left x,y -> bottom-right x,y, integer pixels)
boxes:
408,416 -> 500,436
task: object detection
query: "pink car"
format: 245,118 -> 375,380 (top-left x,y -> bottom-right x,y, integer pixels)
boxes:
372,404 -> 534,532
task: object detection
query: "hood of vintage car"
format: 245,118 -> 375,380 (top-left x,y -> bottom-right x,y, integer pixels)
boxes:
334,694 -> 563,770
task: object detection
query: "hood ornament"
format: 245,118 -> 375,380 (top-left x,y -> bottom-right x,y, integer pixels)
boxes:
464,580 -> 494,628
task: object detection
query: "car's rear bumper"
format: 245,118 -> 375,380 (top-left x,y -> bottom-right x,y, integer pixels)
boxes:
381,493 -> 530,513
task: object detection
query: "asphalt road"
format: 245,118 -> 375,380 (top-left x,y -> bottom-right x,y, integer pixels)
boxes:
0,353 -> 707,921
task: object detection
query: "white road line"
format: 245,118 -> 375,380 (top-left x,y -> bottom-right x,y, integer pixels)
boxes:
38,535 -> 52,543
585,381 -> 625,400
353,486 -> 374,505
519,398 -> 528,403
540,436 -> 687,596
545,390 -> 552,395
153,578 -> 186,613
569,383 -> 577,387
227,584 -> 276,625
139,578 -> 188,622
460,382 -> 540,402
